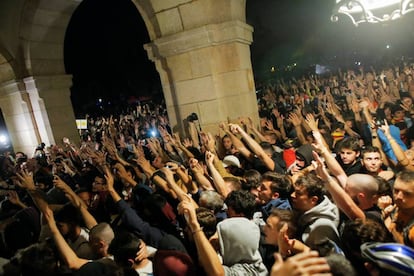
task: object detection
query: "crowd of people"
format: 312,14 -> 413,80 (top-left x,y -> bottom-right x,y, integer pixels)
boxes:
1,63 -> 414,275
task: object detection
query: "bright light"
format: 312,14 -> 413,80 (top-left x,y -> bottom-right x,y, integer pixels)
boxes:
0,135 -> 7,144
271,66 -> 276,72
386,45 -> 390,49
98,98 -> 103,103
332,0 -> 414,26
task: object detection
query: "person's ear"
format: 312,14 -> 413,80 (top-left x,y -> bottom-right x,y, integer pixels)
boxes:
310,196 -> 319,205
127,258 -> 135,267
272,192 -> 280,199
356,151 -> 360,157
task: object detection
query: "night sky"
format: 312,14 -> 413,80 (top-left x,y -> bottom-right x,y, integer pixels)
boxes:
64,0 -> 414,117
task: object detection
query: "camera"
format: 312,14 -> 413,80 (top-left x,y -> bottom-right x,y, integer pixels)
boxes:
36,142 -> 46,151
375,119 -> 384,127
187,113 -> 198,122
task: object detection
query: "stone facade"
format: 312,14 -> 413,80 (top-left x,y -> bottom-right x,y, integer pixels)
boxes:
0,0 -> 258,153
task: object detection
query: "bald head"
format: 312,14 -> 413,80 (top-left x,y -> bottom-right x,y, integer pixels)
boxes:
346,174 -> 379,198
90,222 -> 115,245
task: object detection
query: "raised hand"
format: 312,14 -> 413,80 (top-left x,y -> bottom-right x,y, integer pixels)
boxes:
205,150 -> 215,166
228,123 -> 242,135
104,167 -> 115,192
16,170 -> 36,191
189,158 -> 204,175
182,138 -> 193,148
304,114 -> 319,132
378,119 -> 391,137
270,251 -> 330,276
288,113 -> 301,127
7,190 -> 24,207
53,175 -> 72,193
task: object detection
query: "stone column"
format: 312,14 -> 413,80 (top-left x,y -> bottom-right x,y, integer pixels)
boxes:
26,74 -> 79,146
145,20 -> 258,134
0,80 -> 41,155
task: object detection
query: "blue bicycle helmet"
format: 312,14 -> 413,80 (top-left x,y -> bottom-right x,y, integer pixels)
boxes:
361,242 -> 414,276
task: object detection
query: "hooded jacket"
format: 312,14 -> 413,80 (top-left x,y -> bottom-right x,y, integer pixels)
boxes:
297,196 -> 341,249
295,144 -> 314,168
217,217 -> 267,276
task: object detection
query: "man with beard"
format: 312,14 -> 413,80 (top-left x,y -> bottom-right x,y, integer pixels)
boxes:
383,170 -> 414,247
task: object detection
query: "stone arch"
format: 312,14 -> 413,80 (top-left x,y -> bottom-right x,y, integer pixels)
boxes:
0,0 -> 258,153
0,45 -> 16,83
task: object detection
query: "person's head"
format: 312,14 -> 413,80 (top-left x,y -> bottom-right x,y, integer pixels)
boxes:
223,176 -> 242,192
243,169 -> 262,190
89,223 -> 115,258
153,250 -> 196,276
338,137 -> 361,165
151,155 -> 165,169
109,230 -> 144,267
198,190 -> 224,214
222,135 -> 233,151
341,218 -> 392,275
392,103 -> 406,121
361,242 -> 414,276
345,174 -> 379,210
195,207 -> 217,239
393,170 -> 414,211
260,141 -> 275,157
375,176 -> 393,199
258,172 -> 292,204
331,121 -> 345,135
54,204 -> 83,238
224,190 -> 256,219
117,165 -> 137,187
401,92 -> 413,107
291,173 -> 325,212
243,169 -> 262,204
383,102 -> 394,117
262,209 -> 296,246
325,254 -> 357,276
92,174 -> 107,192
75,187 -> 92,208
4,242 -> 58,276
216,217 -> 262,267
263,132 -> 278,145
292,144 -> 314,173
361,146 -> 383,174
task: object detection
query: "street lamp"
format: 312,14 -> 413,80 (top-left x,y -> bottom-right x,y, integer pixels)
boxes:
331,0 -> 414,26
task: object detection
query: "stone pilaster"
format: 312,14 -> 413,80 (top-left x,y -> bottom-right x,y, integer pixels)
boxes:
0,80 -> 40,155
27,74 -> 79,146
145,20 -> 258,134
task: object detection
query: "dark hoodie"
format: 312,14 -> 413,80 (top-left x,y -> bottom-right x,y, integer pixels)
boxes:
295,144 -> 314,168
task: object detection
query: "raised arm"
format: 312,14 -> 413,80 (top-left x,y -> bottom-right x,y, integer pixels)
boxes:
288,112 -> 307,145
104,168 -> 165,247
221,122 -> 254,161
42,206 -> 89,270
313,151 -> 365,221
312,131 -> 347,188
178,198 -> 224,276
205,151 -> 229,198
229,123 -> 276,171
379,121 -> 414,170
53,175 -> 97,230
189,158 -> 215,191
